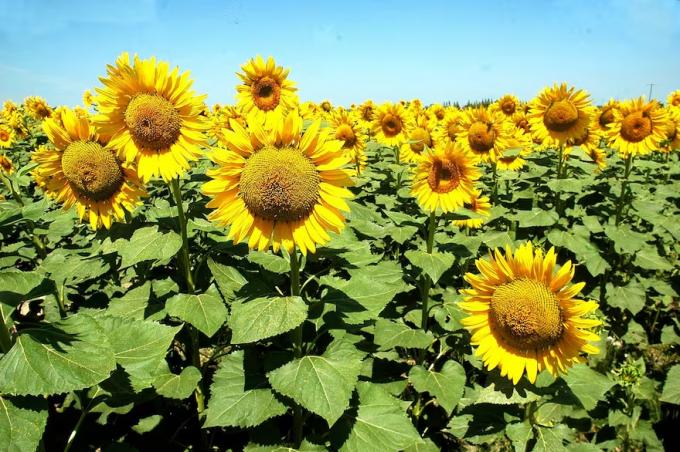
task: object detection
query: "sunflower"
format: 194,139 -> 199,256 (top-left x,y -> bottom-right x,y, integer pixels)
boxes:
565,128 -> 607,170
667,90 -> 680,109
209,106 -> 246,143
2,101 -> 17,119
528,83 -> 594,146
203,110 -> 353,256
408,99 -> 423,115
32,107 -> 146,229
434,109 -> 463,146
452,189 -> 490,229
24,96 -> 52,119
592,99 -> 619,135
6,111 -> 28,138
0,125 -> 14,149
493,94 -> 520,117
661,108 -> 680,152
93,52 -> 209,182
328,110 -> 367,172
496,131 -> 532,171
371,102 -> 413,147
606,98 -> 668,157
0,154 -> 13,175
460,242 -> 601,384
356,100 -> 376,130
428,103 -> 447,123
320,100 -> 333,114
83,90 -> 94,107
300,101 -> 320,121
400,114 -> 436,163
510,111 -> 531,136
411,141 -> 480,213
236,56 -> 298,125
456,107 -> 510,162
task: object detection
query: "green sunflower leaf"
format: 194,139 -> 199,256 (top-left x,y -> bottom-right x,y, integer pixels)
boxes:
229,296 -> 307,344
166,285 -> 228,338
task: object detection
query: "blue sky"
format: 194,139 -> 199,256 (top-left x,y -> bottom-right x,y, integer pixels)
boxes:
1,0 -> 679,107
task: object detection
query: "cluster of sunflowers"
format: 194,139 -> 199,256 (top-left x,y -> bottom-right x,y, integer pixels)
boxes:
1,54 -> 679,387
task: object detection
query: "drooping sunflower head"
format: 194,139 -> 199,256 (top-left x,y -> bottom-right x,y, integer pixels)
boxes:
400,114 -> 436,163
494,94 -> 520,116
93,52 -> 209,182
428,103 -> 447,122
456,107 -> 510,162
409,99 -> 424,115
236,56 -> 299,123
2,100 -> 18,119
434,109 -> 463,145
32,107 -> 146,229
356,100 -> 376,129
411,141 -> 481,213
0,125 -> 15,149
606,97 -> 668,157
460,242 -> 601,384
667,90 -> 680,109
511,111 -> 531,135
24,96 -> 52,120
660,107 -> 680,152
319,100 -> 333,114
0,153 -> 13,175
203,110 -> 354,256
528,83 -> 594,146
371,102 -> 413,147
329,110 -> 367,170
592,99 -> 619,134
452,189 -> 491,229
496,131 -> 532,171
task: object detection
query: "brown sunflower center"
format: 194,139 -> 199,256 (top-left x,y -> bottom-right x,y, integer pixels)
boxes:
251,76 -> 282,112
381,113 -> 402,137
361,106 -> 373,121
570,129 -> 590,146
0,156 -> 12,172
61,141 -> 124,201
321,101 -> 332,112
409,128 -> 431,153
0,130 -> 9,141
427,157 -> 462,193
435,109 -> 446,120
125,94 -> 181,150
620,111 -> 652,142
335,124 -> 357,148
447,122 -> 459,141
672,97 -> 680,107
239,147 -> 320,222
500,99 -> 516,115
468,121 -> 496,153
490,278 -> 564,350
516,118 -> 530,133
598,107 -> 615,128
544,100 -> 579,132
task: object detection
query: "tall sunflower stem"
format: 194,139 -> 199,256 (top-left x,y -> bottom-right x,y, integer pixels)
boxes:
289,250 -> 305,447
0,304 -> 13,353
491,163 -> 499,203
169,178 -> 195,292
614,154 -> 634,226
555,145 -> 564,213
418,212 -> 437,364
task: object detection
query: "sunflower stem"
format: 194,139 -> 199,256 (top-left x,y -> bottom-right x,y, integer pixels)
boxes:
418,212 -> 437,364
0,304 -> 13,353
289,250 -> 305,447
169,178 -> 194,292
555,145 -> 564,214
614,154 -> 634,226
491,162 -> 499,203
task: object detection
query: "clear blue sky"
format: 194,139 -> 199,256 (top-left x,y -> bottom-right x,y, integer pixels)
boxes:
1,0 -> 679,107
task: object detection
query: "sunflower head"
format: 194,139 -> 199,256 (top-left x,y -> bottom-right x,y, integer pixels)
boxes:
236,56 -> 299,124
528,83 -> 594,146
606,98 -> 668,157
24,96 -> 52,119
495,94 -> 520,116
0,154 -> 13,175
667,90 -> 680,108
452,189 -> 490,229
457,107 -> 510,162
428,103 -> 447,121
33,107 -> 146,229
411,141 -> 480,213
0,125 -> 15,149
203,110 -> 354,256
93,52 -> 209,182
371,102 -> 413,147
460,242 -> 601,384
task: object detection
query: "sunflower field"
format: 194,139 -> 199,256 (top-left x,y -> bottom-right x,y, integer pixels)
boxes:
0,54 -> 678,452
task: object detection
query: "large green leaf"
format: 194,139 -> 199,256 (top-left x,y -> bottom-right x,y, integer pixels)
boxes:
95,316 -> 181,389
247,251 -> 290,274
561,364 -> 616,411
204,350 -> 287,428
229,296 -> 307,344
408,361 -> 466,413
166,286 -> 228,338
634,247 -> 673,271
0,395 -> 48,452
374,319 -> 434,350
660,365 -> 680,404
321,275 -> 399,324
338,382 -> 422,452
605,282 -> 646,314
604,224 -> 647,254
268,340 -> 363,426
39,250 -> 109,285
106,282 -> 152,320
515,208 -> 558,227
0,270 -> 45,306
0,313 -> 116,395
404,250 -> 455,284
207,259 -> 247,296
153,365 -> 202,400
116,226 -> 182,268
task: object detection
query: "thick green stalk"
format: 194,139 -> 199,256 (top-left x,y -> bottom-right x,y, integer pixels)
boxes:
491,163 -> 499,203
0,305 -> 13,353
169,178 -> 195,292
289,250 -> 304,447
420,212 -> 436,334
614,155 -> 634,226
